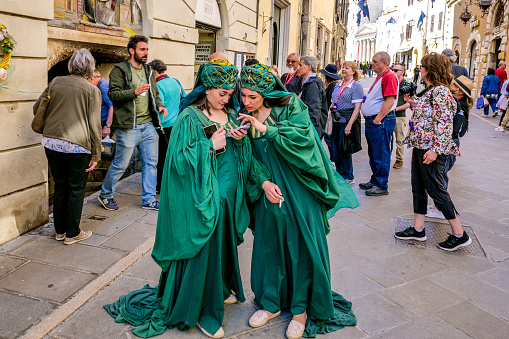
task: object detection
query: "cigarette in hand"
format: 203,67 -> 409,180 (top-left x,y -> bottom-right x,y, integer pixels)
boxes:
279,200 -> 282,209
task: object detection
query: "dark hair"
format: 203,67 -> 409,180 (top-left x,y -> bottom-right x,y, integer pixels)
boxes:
487,68 -> 495,75
147,59 -> 167,74
421,52 -> 453,87
263,94 -> 295,108
245,58 -> 259,66
193,89 -> 230,114
127,35 -> 149,56
324,75 -> 339,88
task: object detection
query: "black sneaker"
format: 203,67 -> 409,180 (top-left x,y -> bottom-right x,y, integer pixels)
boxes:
98,196 -> 119,210
365,186 -> 389,196
438,232 -> 472,251
394,227 -> 427,241
359,182 -> 375,190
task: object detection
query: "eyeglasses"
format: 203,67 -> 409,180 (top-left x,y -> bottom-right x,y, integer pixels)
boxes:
287,60 -> 298,64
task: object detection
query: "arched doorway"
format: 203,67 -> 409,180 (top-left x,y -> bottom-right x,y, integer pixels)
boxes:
469,41 -> 477,80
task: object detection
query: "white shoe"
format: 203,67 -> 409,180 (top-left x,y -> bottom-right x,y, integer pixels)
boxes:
346,179 -> 355,185
224,293 -> 238,304
495,126 -> 505,131
196,323 -> 224,338
249,310 -> 281,328
64,230 -> 92,245
426,206 -> 445,219
286,318 -> 306,339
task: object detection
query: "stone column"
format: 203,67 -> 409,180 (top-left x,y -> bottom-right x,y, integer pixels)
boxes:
0,0 -> 54,244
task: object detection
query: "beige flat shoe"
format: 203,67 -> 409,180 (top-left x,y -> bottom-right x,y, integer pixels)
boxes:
64,230 -> 92,245
55,233 -> 65,241
196,322 -> 224,338
286,318 -> 306,339
224,293 -> 238,304
249,310 -> 281,328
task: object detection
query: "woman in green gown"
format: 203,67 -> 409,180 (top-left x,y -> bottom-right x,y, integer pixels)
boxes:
104,59 -> 253,339
238,64 -> 358,339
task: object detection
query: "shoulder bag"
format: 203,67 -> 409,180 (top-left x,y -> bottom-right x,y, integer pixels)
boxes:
32,81 -> 54,134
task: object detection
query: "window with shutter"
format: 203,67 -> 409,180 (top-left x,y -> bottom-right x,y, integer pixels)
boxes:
430,15 -> 434,33
438,12 -> 443,30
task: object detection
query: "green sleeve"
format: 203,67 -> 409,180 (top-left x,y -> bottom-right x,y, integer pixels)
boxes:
108,66 -> 136,103
246,151 -> 271,203
151,109 -> 219,268
264,96 -> 358,213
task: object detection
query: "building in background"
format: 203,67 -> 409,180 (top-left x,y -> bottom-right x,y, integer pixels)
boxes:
331,0 -> 350,66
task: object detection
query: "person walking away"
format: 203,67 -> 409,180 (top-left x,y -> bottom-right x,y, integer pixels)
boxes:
319,64 -> 342,162
359,52 -> 398,196
98,35 -> 167,211
481,68 -> 501,117
330,61 -> 364,184
495,61 -> 507,91
238,63 -> 358,339
281,53 -> 303,94
87,69 -> 114,137
298,55 -> 328,137
147,59 -> 186,192
392,62 -> 411,169
442,49 -> 468,78
413,66 -> 420,84
104,59 -> 252,339
33,48 -> 101,245
395,52 -> 471,251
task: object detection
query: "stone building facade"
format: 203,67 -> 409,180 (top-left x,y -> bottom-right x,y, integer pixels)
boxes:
0,0 -> 260,245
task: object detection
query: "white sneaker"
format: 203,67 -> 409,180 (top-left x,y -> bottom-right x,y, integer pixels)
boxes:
426,206 -> 445,219
347,179 -> 355,185
495,126 -> 505,131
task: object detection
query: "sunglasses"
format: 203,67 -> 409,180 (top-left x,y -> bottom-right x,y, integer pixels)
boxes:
287,60 -> 298,63
391,68 -> 404,73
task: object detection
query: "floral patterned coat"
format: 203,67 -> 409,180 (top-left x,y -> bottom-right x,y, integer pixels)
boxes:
404,85 -> 460,156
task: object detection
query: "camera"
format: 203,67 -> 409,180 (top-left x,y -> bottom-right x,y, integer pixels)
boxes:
400,82 -> 417,96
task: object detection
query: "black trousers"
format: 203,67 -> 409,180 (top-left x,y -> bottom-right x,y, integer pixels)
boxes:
411,148 -> 457,220
156,127 -> 173,191
45,148 -> 91,238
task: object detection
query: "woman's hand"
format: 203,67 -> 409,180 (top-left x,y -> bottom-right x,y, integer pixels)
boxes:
404,94 -> 414,106
86,161 -> 97,172
238,113 -> 267,134
344,123 -> 352,135
262,180 -> 284,204
211,127 -> 226,151
228,126 -> 248,140
423,150 -> 437,164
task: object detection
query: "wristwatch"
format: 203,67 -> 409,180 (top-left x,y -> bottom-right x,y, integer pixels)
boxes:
106,124 -> 111,128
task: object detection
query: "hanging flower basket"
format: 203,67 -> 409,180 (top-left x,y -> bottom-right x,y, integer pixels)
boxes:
0,24 -> 16,81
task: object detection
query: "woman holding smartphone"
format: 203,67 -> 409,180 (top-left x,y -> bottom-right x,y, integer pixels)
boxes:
238,64 -> 358,339
105,59 -> 254,338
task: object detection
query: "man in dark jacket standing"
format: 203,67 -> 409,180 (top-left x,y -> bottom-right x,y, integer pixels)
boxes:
298,55 -> 328,137
99,35 -> 167,211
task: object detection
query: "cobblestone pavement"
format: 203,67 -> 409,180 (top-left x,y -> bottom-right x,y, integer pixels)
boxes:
1,77 -> 509,338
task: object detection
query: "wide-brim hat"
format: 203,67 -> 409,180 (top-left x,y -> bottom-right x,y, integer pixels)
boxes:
452,75 -> 473,99
319,64 -> 341,80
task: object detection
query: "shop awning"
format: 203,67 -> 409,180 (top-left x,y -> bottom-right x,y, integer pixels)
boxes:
396,47 -> 414,53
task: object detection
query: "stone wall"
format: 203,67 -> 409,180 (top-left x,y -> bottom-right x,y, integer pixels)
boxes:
0,0 -> 54,245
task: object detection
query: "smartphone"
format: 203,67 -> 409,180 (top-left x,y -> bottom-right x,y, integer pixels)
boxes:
203,124 -> 226,155
236,125 -> 251,130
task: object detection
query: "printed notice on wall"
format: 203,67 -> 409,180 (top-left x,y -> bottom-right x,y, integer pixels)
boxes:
195,44 -> 212,64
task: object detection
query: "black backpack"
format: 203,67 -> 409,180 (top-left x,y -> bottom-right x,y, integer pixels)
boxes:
453,97 -> 469,138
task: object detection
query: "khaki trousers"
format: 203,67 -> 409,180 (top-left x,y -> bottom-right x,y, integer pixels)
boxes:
394,116 -> 407,162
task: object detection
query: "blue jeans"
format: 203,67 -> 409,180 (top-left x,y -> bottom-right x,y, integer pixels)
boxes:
101,122 -> 159,205
364,114 -> 396,190
484,97 -> 498,115
323,133 -> 334,162
331,121 -> 354,180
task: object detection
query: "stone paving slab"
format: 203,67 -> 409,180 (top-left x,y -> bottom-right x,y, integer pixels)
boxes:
9,237 -> 127,274
436,301 -> 509,339
101,221 -> 156,252
0,254 -> 27,278
0,291 -> 57,339
0,262 -> 95,303
331,268 -> 384,300
80,208 -> 148,237
123,251 -> 161,283
377,250 -> 449,282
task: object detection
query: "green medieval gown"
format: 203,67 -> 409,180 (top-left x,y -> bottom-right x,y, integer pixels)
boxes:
104,106 -> 252,337
246,96 -> 358,337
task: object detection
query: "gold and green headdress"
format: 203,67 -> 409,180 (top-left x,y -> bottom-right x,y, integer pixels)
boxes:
180,58 -> 239,112
240,63 -> 290,99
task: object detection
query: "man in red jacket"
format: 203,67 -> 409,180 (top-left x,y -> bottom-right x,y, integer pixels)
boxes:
495,61 -> 507,91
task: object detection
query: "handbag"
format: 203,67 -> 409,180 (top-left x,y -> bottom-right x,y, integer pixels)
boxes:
340,119 -> 362,156
476,96 -> 484,109
32,81 -> 54,134
101,136 -> 116,160
496,94 -> 508,110
324,110 -> 333,136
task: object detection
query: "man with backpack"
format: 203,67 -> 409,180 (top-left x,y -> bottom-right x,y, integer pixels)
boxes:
147,59 -> 186,192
